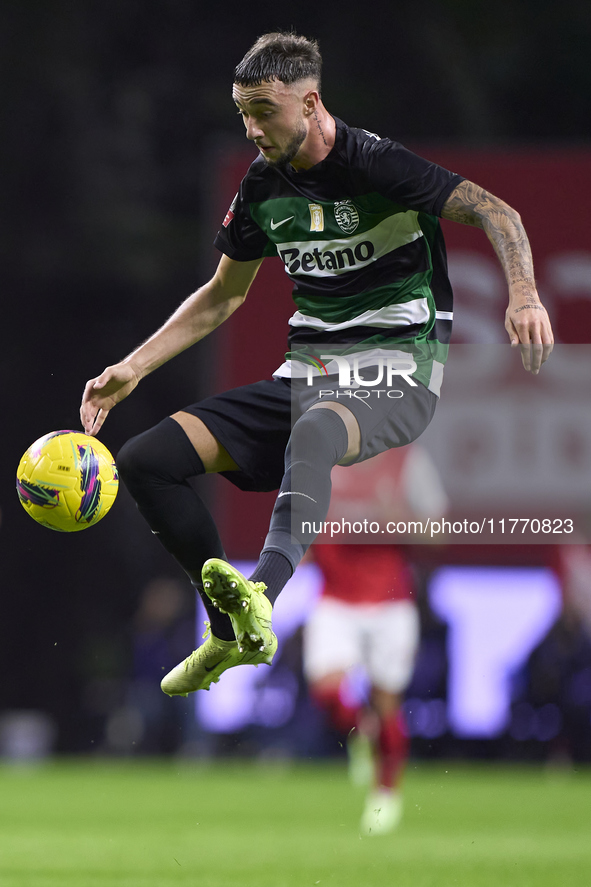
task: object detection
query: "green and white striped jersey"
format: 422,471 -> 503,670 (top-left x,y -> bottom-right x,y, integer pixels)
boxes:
214,118 -> 463,395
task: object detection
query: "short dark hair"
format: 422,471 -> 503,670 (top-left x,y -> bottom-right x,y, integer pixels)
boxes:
234,31 -> 322,90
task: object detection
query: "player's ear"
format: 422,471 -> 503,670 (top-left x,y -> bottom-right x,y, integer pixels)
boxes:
302,89 -> 319,116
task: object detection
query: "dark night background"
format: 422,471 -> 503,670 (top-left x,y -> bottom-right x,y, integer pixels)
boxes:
1,0 -> 590,752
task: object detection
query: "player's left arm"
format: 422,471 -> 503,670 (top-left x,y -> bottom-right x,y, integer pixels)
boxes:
441,179 -> 554,373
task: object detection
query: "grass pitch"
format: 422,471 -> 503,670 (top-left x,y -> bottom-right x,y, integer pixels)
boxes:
0,758 -> 590,887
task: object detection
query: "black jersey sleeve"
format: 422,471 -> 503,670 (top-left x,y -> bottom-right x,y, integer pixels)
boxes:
362,137 -> 464,217
214,170 -> 276,261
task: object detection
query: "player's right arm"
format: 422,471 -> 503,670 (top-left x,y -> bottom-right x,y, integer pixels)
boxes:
80,254 -> 262,435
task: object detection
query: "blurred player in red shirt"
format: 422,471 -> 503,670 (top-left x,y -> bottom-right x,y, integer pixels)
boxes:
304,443 -> 447,835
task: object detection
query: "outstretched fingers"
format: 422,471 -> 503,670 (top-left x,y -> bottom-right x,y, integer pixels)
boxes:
80,363 -> 139,435
80,376 -> 110,436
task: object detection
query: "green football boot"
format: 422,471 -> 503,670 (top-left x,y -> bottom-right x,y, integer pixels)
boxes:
160,622 -> 271,696
360,789 -> 403,837
201,558 -> 277,659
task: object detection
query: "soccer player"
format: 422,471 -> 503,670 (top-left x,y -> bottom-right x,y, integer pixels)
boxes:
80,32 -> 553,699
304,444 -> 448,835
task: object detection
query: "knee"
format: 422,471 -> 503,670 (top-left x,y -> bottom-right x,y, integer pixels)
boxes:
370,688 -> 401,718
289,407 -> 349,465
116,430 -> 158,489
292,406 -> 341,444
116,417 -> 205,492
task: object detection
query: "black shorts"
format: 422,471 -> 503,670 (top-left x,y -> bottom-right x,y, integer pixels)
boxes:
183,375 -> 437,492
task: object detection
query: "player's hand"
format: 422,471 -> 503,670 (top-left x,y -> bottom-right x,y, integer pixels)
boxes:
80,362 -> 141,435
505,296 -> 554,374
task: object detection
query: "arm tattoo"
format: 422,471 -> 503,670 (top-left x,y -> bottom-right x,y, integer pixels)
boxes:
441,180 -> 537,299
313,110 -> 327,146
513,304 -> 544,313
440,180 -> 487,228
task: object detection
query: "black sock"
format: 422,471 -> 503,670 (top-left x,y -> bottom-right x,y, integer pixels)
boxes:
255,407 -> 349,598
250,551 -> 293,606
117,417 -> 235,641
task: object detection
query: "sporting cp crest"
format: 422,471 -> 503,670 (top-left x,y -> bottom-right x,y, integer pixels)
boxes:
334,199 -> 360,234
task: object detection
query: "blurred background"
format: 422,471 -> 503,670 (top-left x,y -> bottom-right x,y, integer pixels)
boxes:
2,0 -> 591,764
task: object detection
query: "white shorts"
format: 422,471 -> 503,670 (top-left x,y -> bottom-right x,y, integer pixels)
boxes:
303,597 -> 420,694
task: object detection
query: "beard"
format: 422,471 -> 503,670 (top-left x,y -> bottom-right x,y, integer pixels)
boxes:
262,122 -> 307,168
